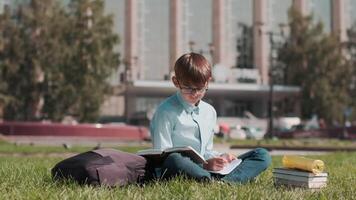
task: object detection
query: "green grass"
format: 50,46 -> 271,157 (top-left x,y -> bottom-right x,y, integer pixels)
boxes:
0,150 -> 355,199
0,138 -> 354,155
0,140 -> 147,154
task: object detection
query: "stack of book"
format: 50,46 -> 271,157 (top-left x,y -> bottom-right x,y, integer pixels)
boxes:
273,167 -> 328,189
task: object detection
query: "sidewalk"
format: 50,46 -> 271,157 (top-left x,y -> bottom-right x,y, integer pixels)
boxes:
214,143 -> 328,156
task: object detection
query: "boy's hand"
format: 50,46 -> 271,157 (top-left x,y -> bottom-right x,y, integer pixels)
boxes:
220,153 -> 237,163
204,157 -> 228,171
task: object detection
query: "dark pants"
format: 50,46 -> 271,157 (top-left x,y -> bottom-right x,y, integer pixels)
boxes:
158,148 -> 271,184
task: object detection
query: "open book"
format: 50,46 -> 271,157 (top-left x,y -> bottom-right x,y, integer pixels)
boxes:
208,158 -> 242,175
137,146 -> 242,175
137,146 -> 206,164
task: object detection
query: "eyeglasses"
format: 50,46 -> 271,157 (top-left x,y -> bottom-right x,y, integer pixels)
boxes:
177,81 -> 208,94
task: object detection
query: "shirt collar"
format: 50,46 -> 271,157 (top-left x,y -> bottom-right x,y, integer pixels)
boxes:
176,92 -> 200,114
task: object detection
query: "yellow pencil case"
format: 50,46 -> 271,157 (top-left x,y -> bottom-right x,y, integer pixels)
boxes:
282,155 -> 325,174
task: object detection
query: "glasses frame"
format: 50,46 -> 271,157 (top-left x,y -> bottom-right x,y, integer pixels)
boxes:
177,80 -> 209,95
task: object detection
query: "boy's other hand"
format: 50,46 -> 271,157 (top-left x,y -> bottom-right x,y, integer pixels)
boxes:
220,153 -> 237,163
204,157 -> 228,171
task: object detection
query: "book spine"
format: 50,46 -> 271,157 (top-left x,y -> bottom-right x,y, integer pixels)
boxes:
273,169 -> 327,177
274,178 -> 327,189
273,173 -> 327,182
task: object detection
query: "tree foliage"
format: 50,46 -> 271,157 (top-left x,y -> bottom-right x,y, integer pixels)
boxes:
0,0 -> 119,122
346,23 -> 356,121
278,9 -> 353,124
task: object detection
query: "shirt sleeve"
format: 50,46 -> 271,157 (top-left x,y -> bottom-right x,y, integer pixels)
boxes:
203,107 -> 222,159
204,135 -> 221,159
150,109 -> 174,150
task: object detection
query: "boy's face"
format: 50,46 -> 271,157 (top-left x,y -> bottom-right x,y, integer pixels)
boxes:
172,76 -> 209,105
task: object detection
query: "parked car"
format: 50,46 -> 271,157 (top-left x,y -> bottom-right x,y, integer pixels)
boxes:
215,123 -> 264,140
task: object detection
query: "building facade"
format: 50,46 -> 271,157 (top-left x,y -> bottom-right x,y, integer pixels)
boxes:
1,0 -> 354,122
100,0 -> 356,123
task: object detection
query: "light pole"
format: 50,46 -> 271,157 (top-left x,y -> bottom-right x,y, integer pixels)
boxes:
265,32 -> 276,139
263,24 -> 288,139
123,56 -> 139,123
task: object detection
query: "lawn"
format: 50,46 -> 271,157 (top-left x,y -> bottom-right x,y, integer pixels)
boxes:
0,140 -> 147,154
1,138 -> 355,155
0,142 -> 355,200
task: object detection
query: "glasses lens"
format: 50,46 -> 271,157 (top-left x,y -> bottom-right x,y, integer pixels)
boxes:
181,88 -> 192,94
177,80 -> 208,94
181,87 -> 207,94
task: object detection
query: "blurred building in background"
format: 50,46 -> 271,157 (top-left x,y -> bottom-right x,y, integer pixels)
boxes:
99,0 -> 355,123
2,0 -> 354,124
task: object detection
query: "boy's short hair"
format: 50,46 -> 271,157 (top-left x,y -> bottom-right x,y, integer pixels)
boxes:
174,53 -> 212,86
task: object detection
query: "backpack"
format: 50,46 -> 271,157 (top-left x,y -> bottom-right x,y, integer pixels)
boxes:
51,148 -> 147,187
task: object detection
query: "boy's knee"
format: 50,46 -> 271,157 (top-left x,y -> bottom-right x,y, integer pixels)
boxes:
162,153 -> 184,168
166,152 -> 183,161
254,148 -> 271,168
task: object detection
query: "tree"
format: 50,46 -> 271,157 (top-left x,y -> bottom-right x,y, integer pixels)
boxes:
0,2 -> 44,121
346,22 -> 356,122
43,0 -> 120,122
0,6 -> 14,119
0,0 -> 119,122
278,8 -> 352,124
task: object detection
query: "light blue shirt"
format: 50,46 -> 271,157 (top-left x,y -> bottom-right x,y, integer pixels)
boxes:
150,92 -> 221,160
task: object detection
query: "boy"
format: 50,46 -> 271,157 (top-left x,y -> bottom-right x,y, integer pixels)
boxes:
150,53 -> 271,183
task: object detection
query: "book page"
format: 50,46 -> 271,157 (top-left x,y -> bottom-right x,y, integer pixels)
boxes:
137,146 -> 206,164
164,146 -> 206,164
209,158 -> 242,175
164,146 -> 193,153
136,149 -> 163,156
273,168 -> 328,177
